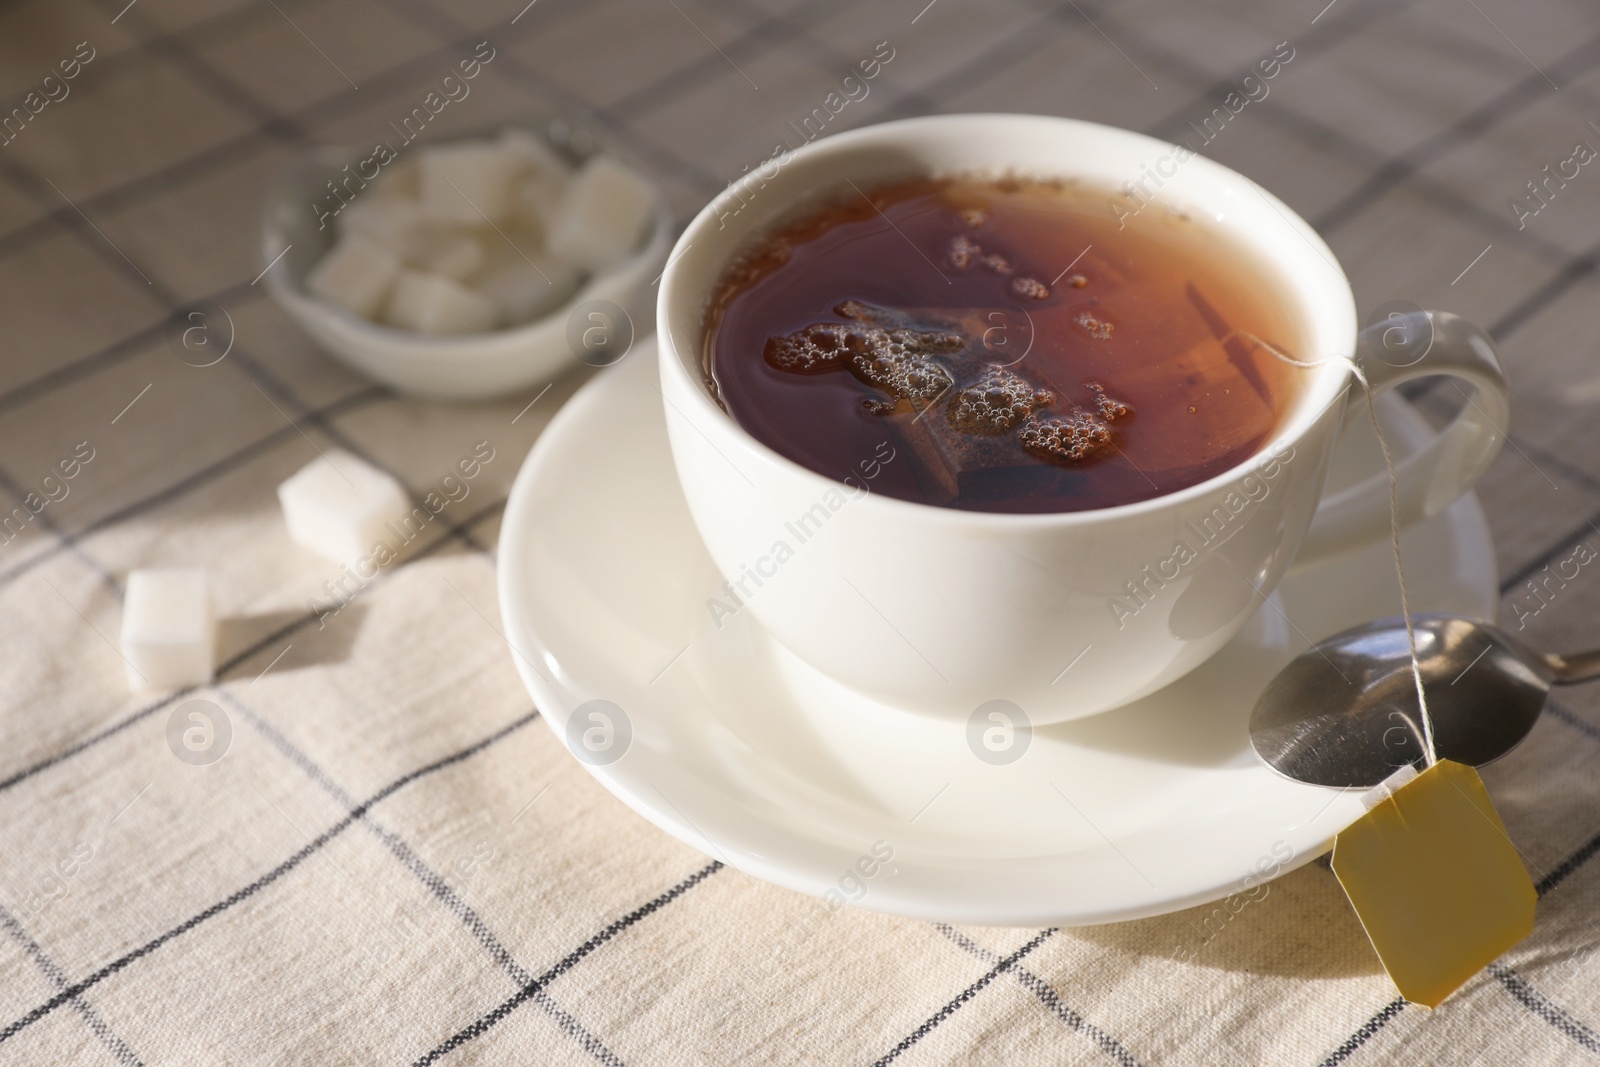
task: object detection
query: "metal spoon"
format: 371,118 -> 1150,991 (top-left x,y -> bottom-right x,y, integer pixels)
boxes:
1249,613 -> 1600,788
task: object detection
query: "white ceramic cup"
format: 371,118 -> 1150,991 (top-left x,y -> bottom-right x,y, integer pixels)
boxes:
657,114 -> 1509,723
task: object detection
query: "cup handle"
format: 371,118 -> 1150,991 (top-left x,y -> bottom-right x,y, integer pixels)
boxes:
1289,310 -> 1509,570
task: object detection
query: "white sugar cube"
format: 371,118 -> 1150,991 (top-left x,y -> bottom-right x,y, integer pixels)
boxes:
339,201 -> 485,281
121,568 -> 215,691
277,450 -> 411,565
402,230 -> 485,281
510,177 -> 564,241
371,158 -> 420,199
386,270 -> 499,334
305,234 -> 400,319
419,143 -> 521,225
337,197 -> 425,243
499,127 -> 571,181
475,246 -> 584,326
500,129 -> 570,233
548,156 -> 655,270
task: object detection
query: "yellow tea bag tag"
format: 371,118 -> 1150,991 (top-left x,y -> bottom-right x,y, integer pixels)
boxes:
1331,759 -> 1536,1008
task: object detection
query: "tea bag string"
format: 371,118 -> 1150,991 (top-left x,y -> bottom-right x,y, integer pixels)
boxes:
1229,331 -> 1438,768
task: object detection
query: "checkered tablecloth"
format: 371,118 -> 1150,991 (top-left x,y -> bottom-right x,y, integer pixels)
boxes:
2,0 -> 1600,1062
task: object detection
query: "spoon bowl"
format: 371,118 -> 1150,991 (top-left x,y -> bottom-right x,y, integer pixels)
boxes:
1249,613 -> 1599,788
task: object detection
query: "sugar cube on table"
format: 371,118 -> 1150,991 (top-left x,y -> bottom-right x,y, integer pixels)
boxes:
278,450 -> 411,565
305,234 -> 400,319
548,155 -> 655,271
385,271 -> 499,334
419,143 -> 521,225
121,568 -> 216,691
475,244 -> 584,326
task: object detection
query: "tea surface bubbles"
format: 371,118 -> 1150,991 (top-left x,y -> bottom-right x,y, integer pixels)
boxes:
705,177 -> 1310,513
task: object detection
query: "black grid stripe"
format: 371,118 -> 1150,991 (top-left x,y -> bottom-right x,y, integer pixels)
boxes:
872,7 -> 1085,125
0,384 -> 389,591
2,0 -> 1600,1059
0,116 -> 281,264
0,490 -> 507,797
654,0 -> 1600,654
0,280 -> 261,421
0,610 -> 312,797
1104,0 -> 1600,311
104,1 -> 313,141
0,0 -> 879,810
1491,963 -> 1600,1057
936,924 -> 1143,1067
686,0 -> 1600,708
213,688 -> 626,1066
1499,498 -> 1600,596
1508,437 -> 1600,499
0,705 -> 542,1046
0,0 -> 1569,390
0,135 -> 496,614
1316,998 -> 1406,1067
871,0 -> 1582,294
1,0 -> 715,451
870,927 -> 1056,1067
412,860 -> 726,1066
1490,246 -> 1600,340
0,0 -> 874,620
1137,0 -> 1412,147
0,0 -> 597,263
0,0 -> 889,686
0,466 -> 122,599
1101,7 -> 1572,269
1536,826 -> 1600,898
218,338 -> 494,554
1316,730 -> 1600,1064
853,0 -> 1577,328
1311,29 -> 1600,234
378,0 -> 746,197
606,15 -> 855,123
388,0 -> 870,137
0,904 -> 144,1067
0,0 -> 1556,506
1545,699 -> 1600,746
0,0 -> 729,463
847,0 -> 1600,632
0,151 -> 190,306
0,4 -> 491,595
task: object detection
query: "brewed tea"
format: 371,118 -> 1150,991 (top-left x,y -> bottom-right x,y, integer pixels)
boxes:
705,177 -> 1309,513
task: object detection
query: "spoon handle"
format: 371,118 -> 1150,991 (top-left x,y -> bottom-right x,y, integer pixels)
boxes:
1542,649 -> 1600,684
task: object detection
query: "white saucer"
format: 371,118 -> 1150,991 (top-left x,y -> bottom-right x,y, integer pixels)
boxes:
497,340 -> 1496,927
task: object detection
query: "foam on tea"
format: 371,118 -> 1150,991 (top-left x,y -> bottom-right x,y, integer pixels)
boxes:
704,176 -> 1310,513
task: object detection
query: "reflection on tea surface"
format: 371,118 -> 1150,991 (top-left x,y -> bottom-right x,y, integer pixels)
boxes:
706,177 -> 1310,513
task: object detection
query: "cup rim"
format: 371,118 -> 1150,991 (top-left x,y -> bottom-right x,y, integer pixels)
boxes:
658,112 -> 1357,526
